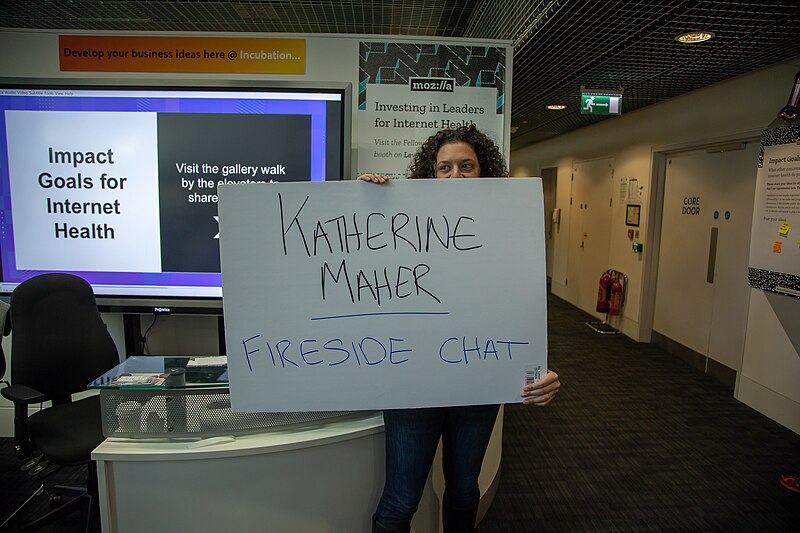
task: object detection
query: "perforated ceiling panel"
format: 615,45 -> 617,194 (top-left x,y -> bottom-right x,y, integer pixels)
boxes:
2,0 -> 799,149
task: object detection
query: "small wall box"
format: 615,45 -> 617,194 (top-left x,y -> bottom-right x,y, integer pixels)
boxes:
626,204 -> 641,227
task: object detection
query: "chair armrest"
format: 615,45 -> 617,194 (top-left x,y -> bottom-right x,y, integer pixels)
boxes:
1,383 -> 47,405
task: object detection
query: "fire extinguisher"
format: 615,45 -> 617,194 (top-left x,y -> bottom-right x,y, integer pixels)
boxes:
609,275 -> 624,316
596,271 -> 612,313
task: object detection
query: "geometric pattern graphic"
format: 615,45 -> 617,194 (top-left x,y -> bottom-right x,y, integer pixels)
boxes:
359,42 -> 505,114
758,124 -> 800,168
748,267 -> 800,299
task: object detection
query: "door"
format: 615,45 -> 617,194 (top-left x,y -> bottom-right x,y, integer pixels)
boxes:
541,167 -> 557,287
567,158 -> 614,315
653,142 -> 758,369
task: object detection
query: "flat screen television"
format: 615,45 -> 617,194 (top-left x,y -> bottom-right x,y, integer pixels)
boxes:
0,79 -> 352,313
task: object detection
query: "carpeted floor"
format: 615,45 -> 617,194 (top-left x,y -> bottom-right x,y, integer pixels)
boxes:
1,295 -> 798,532
0,445 -> 94,532
475,295 -> 800,532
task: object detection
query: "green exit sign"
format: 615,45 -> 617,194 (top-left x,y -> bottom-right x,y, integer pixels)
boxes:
581,94 -> 622,115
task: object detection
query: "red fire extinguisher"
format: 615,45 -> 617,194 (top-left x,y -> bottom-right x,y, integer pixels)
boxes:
596,271 -> 612,313
609,275 -> 624,316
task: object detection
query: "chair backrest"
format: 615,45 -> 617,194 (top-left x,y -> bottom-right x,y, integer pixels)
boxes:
10,273 -> 119,400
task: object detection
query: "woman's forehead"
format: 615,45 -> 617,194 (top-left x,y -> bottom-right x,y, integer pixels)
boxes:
436,141 -> 478,160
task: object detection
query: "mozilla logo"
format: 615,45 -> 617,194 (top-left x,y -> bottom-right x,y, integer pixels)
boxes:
410,77 -> 455,92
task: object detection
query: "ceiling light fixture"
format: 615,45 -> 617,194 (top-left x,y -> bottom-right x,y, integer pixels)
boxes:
675,31 -> 715,43
547,104 -> 567,110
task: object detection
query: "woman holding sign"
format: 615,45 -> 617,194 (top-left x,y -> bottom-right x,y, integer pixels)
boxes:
360,124 -> 561,533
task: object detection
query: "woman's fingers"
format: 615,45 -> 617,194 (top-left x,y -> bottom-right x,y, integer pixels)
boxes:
520,370 -> 560,406
357,173 -> 393,184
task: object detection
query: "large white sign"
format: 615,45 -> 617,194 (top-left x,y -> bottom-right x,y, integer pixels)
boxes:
748,129 -> 800,297
217,179 -> 547,412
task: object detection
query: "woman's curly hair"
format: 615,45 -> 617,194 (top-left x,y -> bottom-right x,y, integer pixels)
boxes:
407,124 -> 508,179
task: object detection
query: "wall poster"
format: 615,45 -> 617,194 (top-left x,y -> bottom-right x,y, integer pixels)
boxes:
748,125 -> 800,298
357,42 -> 508,177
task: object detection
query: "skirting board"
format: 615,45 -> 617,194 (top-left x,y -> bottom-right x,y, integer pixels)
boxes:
737,375 -> 800,436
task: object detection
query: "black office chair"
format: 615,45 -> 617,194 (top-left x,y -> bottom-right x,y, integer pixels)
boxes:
1,273 -> 119,532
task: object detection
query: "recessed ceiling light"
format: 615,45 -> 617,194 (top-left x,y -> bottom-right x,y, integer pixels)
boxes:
675,31 -> 715,43
547,104 -> 567,110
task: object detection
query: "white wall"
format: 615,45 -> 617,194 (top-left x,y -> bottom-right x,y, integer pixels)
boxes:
738,291 -> 800,433
510,57 -> 800,434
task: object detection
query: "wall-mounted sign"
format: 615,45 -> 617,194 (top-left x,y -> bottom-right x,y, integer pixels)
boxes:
357,42 -> 507,177
748,125 -> 800,297
580,92 -> 622,115
682,196 -> 701,215
59,35 -> 305,74
626,204 -> 641,226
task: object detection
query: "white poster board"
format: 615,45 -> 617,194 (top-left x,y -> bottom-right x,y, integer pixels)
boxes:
217,178 -> 547,412
748,126 -> 800,298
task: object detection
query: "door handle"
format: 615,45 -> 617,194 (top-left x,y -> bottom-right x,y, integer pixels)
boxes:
707,227 -> 718,283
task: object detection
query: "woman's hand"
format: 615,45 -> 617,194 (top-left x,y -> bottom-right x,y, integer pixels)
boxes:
520,369 -> 560,406
357,173 -> 393,184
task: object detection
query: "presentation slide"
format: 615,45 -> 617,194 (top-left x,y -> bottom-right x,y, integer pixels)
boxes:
156,112 -> 312,273
7,110 -> 161,273
0,85 -> 347,301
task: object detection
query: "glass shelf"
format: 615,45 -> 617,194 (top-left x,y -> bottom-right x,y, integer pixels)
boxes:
89,354 -> 361,439
88,355 -> 229,390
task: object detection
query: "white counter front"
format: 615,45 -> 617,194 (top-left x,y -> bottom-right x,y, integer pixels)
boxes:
93,409 -> 503,533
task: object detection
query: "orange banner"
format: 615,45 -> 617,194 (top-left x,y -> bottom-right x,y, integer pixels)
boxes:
59,35 -> 305,74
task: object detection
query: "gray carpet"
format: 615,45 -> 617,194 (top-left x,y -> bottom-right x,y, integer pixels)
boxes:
476,295 -> 800,532
0,450 -> 93,532
1,295 -> 798,532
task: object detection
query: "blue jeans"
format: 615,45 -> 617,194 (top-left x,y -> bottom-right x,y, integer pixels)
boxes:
374,404 -> 500,533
